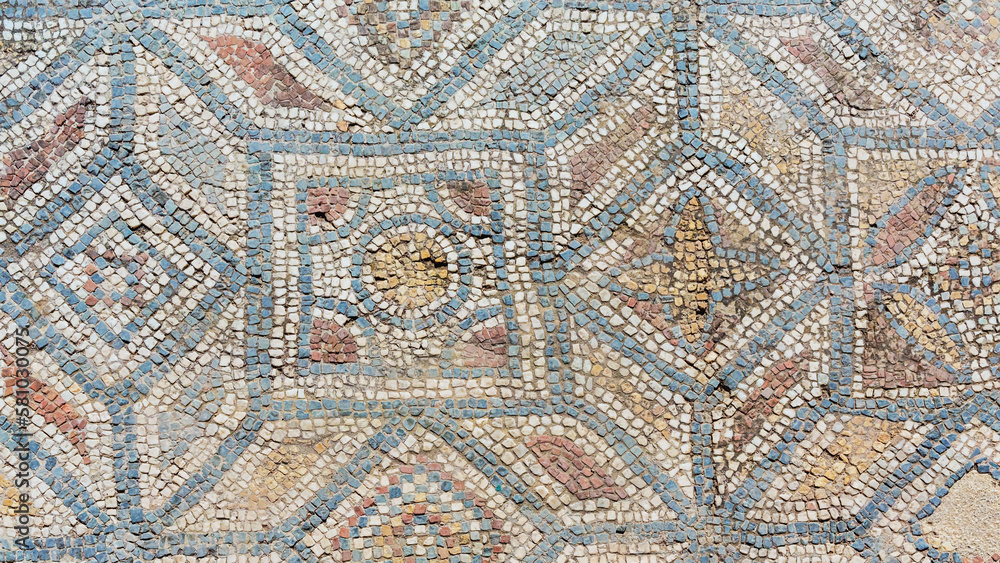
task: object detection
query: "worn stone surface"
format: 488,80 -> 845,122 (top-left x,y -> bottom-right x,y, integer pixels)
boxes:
925,471 -> 1000,561
1,0 -> 1000,562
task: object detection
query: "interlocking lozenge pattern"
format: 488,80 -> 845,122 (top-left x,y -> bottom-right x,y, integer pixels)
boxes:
1,0 -> 1000,561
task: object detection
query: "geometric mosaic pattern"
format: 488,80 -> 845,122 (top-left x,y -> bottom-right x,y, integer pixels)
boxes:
1,0 -> 999,561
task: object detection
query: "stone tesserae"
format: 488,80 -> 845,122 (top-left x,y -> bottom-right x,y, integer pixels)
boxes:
2,0 -> 1000,561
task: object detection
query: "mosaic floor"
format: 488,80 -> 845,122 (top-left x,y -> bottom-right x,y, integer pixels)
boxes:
1,0 -> 1000,561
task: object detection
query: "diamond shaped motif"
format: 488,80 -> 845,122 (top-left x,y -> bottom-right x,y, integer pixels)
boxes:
45,211 -> 222,346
